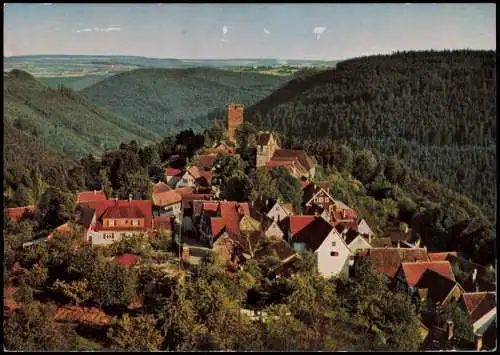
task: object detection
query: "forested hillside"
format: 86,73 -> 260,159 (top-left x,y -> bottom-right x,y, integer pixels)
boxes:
4,70 -> 160,160
40,74 -> 112,91
80,67 -> 292,135
246,50 -> 497,217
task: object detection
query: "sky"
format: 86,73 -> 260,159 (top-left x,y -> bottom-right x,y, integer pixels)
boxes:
3,3 -> 496,60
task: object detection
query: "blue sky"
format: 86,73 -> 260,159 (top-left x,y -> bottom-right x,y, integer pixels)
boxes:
3,3 -> 496,60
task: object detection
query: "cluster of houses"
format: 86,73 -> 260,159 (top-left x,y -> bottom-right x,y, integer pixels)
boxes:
3,104 -> 496,350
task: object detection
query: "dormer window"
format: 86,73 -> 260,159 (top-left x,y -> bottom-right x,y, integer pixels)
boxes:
108,219 -> 114,227
132,219 -> 139,226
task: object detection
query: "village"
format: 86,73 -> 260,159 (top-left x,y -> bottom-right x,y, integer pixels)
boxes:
4,103 -> 497,351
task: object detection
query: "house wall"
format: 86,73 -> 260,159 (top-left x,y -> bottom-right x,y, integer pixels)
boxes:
212,233 -> 233,263
305,189 -> 335,218
256,135 -> 278,168
474,308 -> 497,334
348,236 -> 372,254
358,219 -> 375,238
240,216 -> 260,232
159,202 -> 182,221
266,204 -> 289,223
316,229 -> 350,278
90,230 -> 142,246
176,172 -> 195,188
103,218 -> 145,228
265,222 -> 284,240
442,285 -> 463,308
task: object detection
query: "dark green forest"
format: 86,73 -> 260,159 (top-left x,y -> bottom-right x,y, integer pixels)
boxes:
4,70 -> 160,159
80,67 -> 292,135
246,50 -> 496,218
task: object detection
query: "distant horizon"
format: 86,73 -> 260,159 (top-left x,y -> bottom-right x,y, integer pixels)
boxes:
5,47 -> 496,62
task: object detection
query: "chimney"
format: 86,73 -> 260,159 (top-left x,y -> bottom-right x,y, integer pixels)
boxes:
129,194 -> 133,203
415,238 -> 421,248
475,334 -> 483,351
397,241 -> 401,249
404,224 -> 409,234
446,320 -> 454,340
472,268 -> 478,284
94,190 -> 96,195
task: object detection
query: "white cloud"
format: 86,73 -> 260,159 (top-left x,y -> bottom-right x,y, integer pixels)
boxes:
313,26 -> 327,40
75,27 -> 121,33
222,25 -> 229,36
43,3 -> 52,5
264,27 -> 271,35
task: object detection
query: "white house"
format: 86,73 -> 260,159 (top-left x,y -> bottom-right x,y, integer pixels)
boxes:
266,201 -> 293,223
358,218 -> 375,239
291,217 -> 350,278
152,189 -> 183,221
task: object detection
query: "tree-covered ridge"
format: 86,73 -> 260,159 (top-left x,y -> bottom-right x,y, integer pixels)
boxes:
80,67 -> 292,135
4,70 -> 160,160
246,50 -> 496,216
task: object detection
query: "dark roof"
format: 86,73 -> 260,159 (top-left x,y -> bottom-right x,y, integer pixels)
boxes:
302,181 -> 330,203
461,292 -> 496,323
416,269 -> 459,304
294,217 -> 333,251
382,227 -> 412,242
254,238 -> 296,261
271,149 -> 316,171
369,237 -> 392,248
252,197 -> 277,216
257,132 -> 272,146
345,228 -> 361,244
77,204 -> 96,228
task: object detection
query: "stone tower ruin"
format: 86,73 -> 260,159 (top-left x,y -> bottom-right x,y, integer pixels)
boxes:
227,104 -> 244,145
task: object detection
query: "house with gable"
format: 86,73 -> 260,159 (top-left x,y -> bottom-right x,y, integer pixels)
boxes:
255,131 -> 317,179
302,182 -> 357,227
357,218 -> 376,239
289,216 -> 351,278
459,292 -> 496,336
164,168 -> 183,187
152,189 -> 183,220
80,198 -> 153,246
198,201 -> 250,246
251,197 -> 294,224
414,269 -> 465,308
335,225 -> 373,264
175,166 -> 214,189
395,260 -> 457,298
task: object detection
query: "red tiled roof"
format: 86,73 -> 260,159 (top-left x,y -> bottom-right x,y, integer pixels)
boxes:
127,294 -> 144,310
4,205 -> 37,222
271,149 -> 316,171
428,252 -> 458,262
401,261 -> 455,287
211,217 -> 226,237
54,306 -> 111,326
83,200 -> 152,232
197,153 -> 240,170
462,292 -> 497,323
77,190 -> 107,204
47,222 -> 71,240
152,189 -> 182,207
368,248 -> 429,279
202,202 -> 220,212
114,253 -> 141,267
208,202 -> 250,237
103,205 -> 145,219
152,182 -> 171,194
289,215 -> 315,236
4,287 -> 19,314
164,168 -> 183,177
153,215 -> 172,231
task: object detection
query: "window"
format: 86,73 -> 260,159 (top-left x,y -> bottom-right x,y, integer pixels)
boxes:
125,220 -> 128,224
108,219 -> 114,227
318,197 -> 323,203
330,251 -> 339,256
132,219 -> 139,226
331,241 -> 336,247
349,255 -> 355,260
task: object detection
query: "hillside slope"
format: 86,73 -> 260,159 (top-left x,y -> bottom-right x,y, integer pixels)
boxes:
246,50 -> 496,217
80,67 -> 292,135
4,70 -> 160,159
